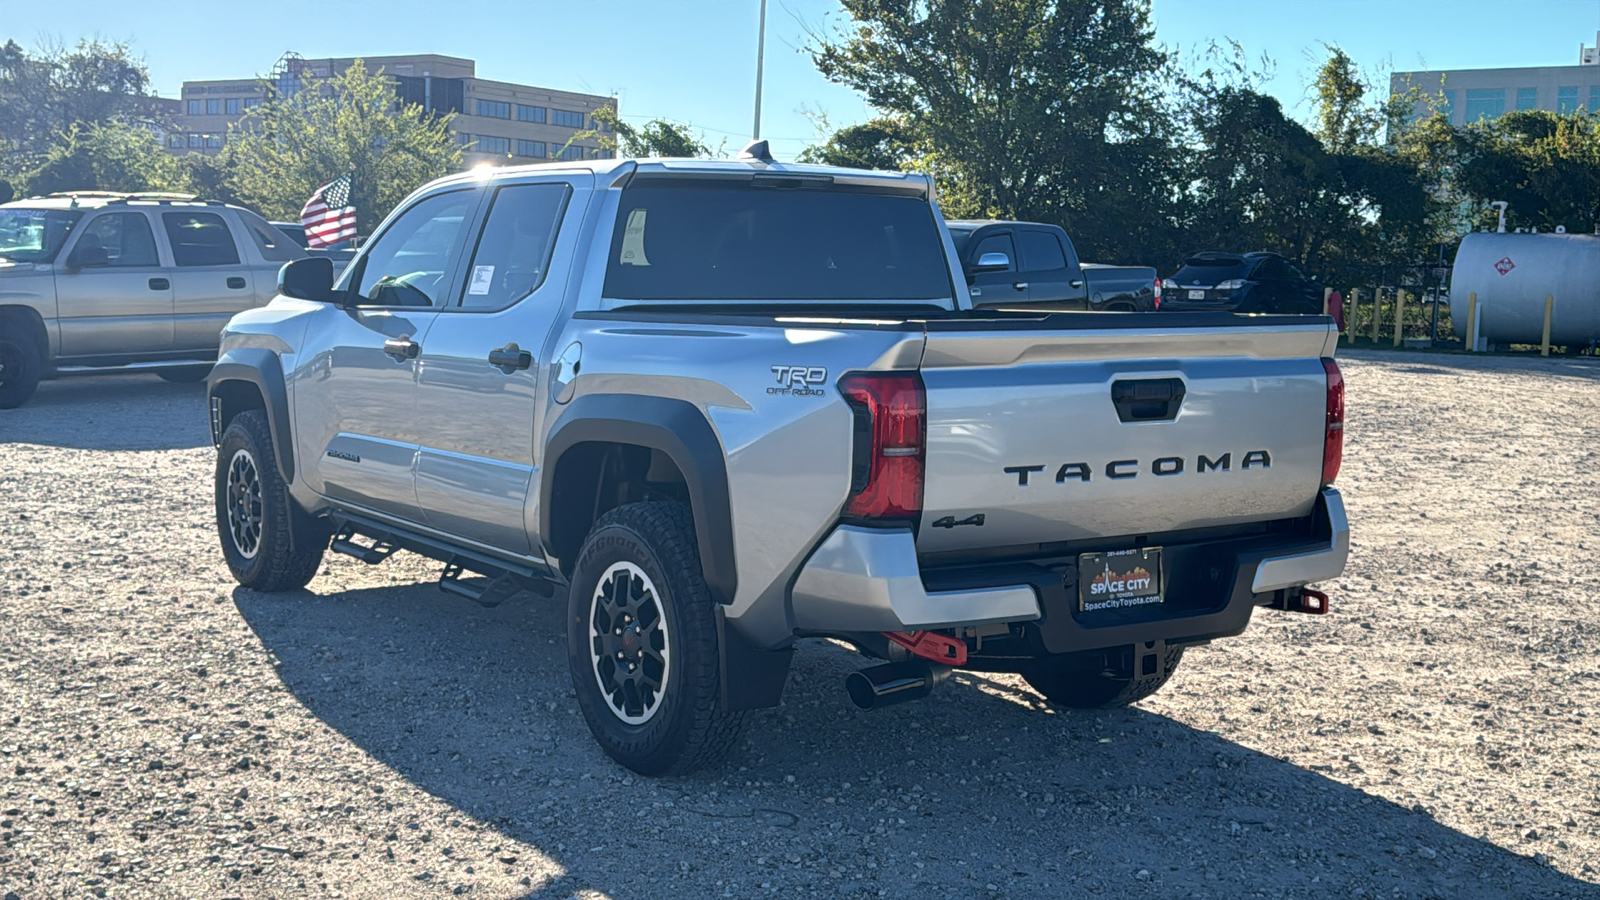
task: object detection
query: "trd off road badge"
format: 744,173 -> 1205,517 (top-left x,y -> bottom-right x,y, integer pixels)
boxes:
769,366 -> 828,396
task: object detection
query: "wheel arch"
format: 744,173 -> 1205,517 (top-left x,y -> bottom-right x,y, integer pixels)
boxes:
0,305 -> 50,361
208,347 -> 295,484
542,394 -> 736,606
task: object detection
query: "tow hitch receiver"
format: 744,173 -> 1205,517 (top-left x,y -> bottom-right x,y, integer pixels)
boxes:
1274,587 -> 1331,615
884,630 -> 967,666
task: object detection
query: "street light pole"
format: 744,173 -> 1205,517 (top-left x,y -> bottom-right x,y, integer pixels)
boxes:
753,0 -> 768,140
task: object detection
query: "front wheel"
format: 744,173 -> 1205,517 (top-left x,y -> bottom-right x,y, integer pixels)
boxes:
0,331 -> 44,409
566,501 -> 747,775
1023,646 -> 1185,709
215,410 -> 328,591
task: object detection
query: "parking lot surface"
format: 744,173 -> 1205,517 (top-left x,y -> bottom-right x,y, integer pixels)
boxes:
3,352 -> 1600,899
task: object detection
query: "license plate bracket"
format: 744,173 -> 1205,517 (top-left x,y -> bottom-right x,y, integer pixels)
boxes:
1078,548 -> 1163,612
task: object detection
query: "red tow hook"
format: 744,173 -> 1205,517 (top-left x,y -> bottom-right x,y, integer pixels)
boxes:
884,631 -> 967,666
1291,588 -> 1331,614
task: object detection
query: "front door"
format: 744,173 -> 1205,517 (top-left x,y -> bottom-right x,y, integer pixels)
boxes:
966,230 -> 1027,304
411,176 -> 584,555
294,187 -> 481,523
160,209 -> 257,353
53,210 -> 173,358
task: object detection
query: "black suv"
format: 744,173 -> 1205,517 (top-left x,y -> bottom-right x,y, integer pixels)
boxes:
1160,251 -> 1322,314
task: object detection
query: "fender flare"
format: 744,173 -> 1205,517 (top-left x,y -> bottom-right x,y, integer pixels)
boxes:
541,394 -> 736,605
207,347 -> 295,484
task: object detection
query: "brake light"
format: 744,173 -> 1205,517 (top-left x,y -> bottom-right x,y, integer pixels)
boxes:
840,373 -> 925,521
1153,276 -> 1162,305
1321,358 -> 1343,486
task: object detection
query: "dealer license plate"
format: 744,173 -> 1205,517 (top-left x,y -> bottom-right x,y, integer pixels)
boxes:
1187,289 -> 1206,300
1078,548 -> 1163,612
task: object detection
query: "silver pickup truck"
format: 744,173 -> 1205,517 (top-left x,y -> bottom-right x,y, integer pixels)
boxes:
206,146 -> 1349,775
0,193 -> 305,407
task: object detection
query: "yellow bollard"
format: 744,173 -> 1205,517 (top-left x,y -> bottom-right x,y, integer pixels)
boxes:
1541,294 -> 1553,356
1347,288 -> 1359,340
1322,286 -> 1331,316
1371,289 -> 1382,343
1466,292 -> 1478,352
1393,289 -> 1406,347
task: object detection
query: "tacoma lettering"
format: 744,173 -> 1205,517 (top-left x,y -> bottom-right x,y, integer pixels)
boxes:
1009,451 -> 1272,484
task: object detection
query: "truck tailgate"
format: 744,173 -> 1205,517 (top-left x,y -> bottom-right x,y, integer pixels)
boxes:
916,318 -> 1336,554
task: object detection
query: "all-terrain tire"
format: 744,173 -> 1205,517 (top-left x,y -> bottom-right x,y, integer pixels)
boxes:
215,409 -> 328,591
0,329 -> 44,409
566,501 -> 747,776
157,366 -> 211,383
1023,646 -> 1186,709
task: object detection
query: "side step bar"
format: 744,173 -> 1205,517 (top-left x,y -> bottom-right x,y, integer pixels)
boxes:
328,513 -> 559,607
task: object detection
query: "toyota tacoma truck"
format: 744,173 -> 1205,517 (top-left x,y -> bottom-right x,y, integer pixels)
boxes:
206,144 -> 1349,775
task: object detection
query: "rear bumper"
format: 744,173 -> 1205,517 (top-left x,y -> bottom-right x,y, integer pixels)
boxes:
787,489 -> 1348,651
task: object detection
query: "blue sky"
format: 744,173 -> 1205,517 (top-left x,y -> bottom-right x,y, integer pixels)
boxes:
5,0 -> 1600,159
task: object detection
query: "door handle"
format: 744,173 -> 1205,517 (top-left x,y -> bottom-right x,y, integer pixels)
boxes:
487,343 -> 532,373
383,337 -> 420,360
227,276 -> 247,290
1013,282 -> 1029,291
1068,279 -> 1084,289
148,278 -> 169,291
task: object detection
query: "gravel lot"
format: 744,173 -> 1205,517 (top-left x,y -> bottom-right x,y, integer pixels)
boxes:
3,351 -> 1600,899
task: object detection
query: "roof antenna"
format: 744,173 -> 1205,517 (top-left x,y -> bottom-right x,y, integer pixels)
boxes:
738,139 -> 774,163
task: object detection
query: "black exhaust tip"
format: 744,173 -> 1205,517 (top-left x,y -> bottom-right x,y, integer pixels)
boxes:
846,660 -> 950,710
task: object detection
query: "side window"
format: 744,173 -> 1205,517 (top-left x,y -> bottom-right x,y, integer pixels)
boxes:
971,233 -> 1016,271
458,183 -> 570,310
162,211 -> 240,266
349,190 -> 477,308
240,214 -> 299,262
1018,230 -> 1068,273
78,212 -> 159,267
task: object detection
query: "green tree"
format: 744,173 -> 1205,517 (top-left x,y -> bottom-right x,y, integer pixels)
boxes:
224,61 -> 462,229
0,39 -> 160,176
797,116 -> 921,170
1313,45 -> 1383,153
1446,110 -> 1600,233
574,106 -> 713,158
811,0 -> 1181,260
22,120 -> 181,196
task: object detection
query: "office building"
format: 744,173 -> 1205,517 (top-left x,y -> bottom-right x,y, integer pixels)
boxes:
170,53 -> 614,165
1392,32 -> 1600,125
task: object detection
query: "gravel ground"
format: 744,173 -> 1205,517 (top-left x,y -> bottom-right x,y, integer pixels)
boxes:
3,352 -> 1600,899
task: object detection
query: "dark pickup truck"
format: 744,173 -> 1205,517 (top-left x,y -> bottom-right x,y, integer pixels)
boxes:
947,219 -> 1158,312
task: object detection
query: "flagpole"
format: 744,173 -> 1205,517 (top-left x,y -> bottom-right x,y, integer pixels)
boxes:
752,0 -> 767,140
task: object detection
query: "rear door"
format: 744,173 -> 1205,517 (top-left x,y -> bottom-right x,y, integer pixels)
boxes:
162,209 -> 256,352
410,174 -> 586,554
53,209 -> 173,357
914,319 -> 1333,553
965,230 -> 1027,304
1015,227 -> 1087,309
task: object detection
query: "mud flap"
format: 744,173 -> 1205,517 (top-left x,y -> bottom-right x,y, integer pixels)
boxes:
716,607 -> 793,711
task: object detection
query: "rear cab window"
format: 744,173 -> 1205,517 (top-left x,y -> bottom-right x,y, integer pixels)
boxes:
1172,256 -> 1250,285
162,211 -> 240,266
602,176 -> 953,308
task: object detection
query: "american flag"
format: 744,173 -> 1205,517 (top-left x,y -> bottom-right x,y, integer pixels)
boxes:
300,174 -> 357,248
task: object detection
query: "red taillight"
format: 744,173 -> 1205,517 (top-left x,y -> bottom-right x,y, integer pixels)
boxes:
1322,358 -> 1344,486
1153,277 -> 1162,306
840,372 -> 925,521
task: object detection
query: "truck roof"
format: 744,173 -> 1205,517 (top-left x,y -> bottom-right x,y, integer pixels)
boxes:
429,157 -> 934,195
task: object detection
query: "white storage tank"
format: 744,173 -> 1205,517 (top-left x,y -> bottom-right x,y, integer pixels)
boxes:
1450,232 -> 1600,346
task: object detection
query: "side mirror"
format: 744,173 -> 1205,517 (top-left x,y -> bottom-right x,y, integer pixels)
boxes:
973,251 -> 1010,273
279,256 -> 336,303
65,244 -> 108,269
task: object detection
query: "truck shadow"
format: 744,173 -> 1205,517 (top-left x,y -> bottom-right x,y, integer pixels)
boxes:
234,581 -> 1600,899
1,374 -> 211,451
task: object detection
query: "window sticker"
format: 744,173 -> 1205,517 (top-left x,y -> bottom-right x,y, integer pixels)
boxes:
468,264 -> 495,295
620,208 -> 650,266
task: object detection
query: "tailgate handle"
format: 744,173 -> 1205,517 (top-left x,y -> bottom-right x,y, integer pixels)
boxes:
1111,378 -> 1185,422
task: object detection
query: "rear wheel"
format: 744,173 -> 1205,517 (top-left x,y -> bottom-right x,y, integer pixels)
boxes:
0,330 -> 44,409
1023,645 -> 1185,709
215,410 -> 328,591
566,501 -> 747,775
